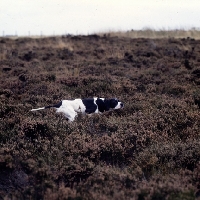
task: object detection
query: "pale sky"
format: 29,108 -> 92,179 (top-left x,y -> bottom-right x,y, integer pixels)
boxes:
1,0 -> 200,36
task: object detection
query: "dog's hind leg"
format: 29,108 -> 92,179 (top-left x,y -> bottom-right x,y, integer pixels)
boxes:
67,111 -> 77,122
56,106 -> 77,122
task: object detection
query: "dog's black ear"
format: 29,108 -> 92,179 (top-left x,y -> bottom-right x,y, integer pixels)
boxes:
96,98 -> 106,112
110,98 -> 118,108
104,99 -> 111,111
96,98 -> 111,112
96,98 -> 105,112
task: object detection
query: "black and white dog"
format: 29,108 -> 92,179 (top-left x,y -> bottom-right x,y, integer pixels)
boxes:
31,98 -> 124,122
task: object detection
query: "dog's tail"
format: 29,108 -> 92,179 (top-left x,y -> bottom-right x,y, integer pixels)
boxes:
31,101 -> 62,112
31,107 -> 46,111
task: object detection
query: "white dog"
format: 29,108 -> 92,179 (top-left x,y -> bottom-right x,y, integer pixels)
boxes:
31,97 -> 124,122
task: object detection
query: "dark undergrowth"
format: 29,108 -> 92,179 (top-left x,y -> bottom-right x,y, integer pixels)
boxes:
0,35 -> 200,199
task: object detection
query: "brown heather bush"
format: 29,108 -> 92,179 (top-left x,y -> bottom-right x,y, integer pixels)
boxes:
0,34 -> 200,199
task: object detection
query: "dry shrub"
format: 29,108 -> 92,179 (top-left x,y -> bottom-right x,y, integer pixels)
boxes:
0,35 -> 200,199
44,184 -> 77,200
20,119 -> 52,139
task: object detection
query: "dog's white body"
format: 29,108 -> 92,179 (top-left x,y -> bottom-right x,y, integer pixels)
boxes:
31,98 -> 123,122
56,99 -> 97,121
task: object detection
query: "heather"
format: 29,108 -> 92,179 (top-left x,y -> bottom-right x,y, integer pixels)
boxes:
0,34 -> 200,199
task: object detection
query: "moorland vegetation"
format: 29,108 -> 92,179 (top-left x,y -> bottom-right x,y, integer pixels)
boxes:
0,31 -> 200,199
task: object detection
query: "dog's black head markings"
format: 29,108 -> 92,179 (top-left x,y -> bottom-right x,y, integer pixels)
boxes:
31,97 -> 124,122
96,98 -> 123,112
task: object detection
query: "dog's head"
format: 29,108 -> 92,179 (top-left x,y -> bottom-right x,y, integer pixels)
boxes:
109,98 -> 124,109
96,98 -> 124,112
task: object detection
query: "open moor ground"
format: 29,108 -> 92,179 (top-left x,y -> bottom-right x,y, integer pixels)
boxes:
0,34 -> 200,199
